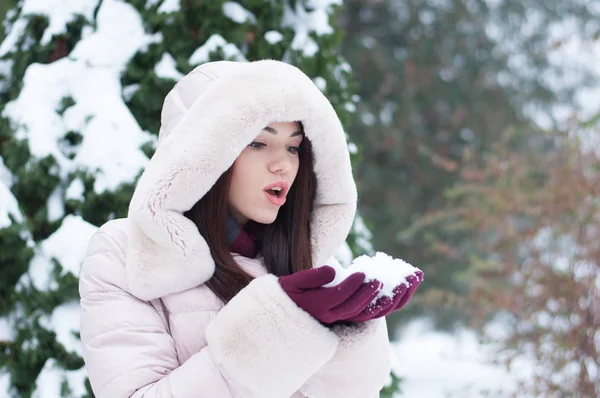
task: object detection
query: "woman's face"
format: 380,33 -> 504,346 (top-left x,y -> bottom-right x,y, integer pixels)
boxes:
229,121 -> 304,226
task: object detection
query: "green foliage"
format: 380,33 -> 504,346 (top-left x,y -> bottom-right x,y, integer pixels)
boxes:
0,223 -> 33,316
380,372 -> 403,398
56,96 -> 76,116
0,0 -> 19,43
1,258 -> 81,398
4,317 -> 83,398
124,0 -> 354,133
76,171 -> 138,227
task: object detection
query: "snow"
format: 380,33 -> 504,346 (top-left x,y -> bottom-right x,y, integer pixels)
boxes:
21,215 -> 98,291
0,158 -> 23,228
25,255 -> 57,292
0,59 -> 13,92
222,2 -> 256,24
32,358 -> 87,398
69,1 -> 162,69
2,0 -> 156,194
154,52 -> 184,81
0,372 -> 10,398
3,7 -> 18,28
344,102 -> 356,113
332,242 -> 354,267
0,317 -> 13,341
46,187 -> 65,222
157,0 -> 181,14
352,213 -> 374,253
145,0 -> 161,9
361,111 -> 376,126
0,18 -> 27,57
65,178 -> 84,201
282,0 -> 342,56
39,301 -> 82,356
0,0 -> 99,56
39,215 -> 97,278
22,336 -> 40,351
333,62 -> 351,89
264,30 -> 283,44
486,9 -> 600,153
123,83 -> 141,101
324,252 -> 422,304
391,318 -> 534,397
189,34 -> 247,65
313,76 -> 326,91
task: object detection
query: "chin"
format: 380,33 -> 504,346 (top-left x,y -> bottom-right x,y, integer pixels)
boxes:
249,210 -> 279,225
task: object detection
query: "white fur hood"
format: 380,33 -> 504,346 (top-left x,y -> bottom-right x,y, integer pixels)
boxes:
126,60 -> 357,300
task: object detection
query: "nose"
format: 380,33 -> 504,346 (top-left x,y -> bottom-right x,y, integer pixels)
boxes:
268,153 -> 293,175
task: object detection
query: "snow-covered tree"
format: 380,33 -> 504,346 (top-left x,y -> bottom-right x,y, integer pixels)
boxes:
0,0 -> 391,396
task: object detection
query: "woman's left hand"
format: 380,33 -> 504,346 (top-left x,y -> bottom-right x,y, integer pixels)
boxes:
341,270 -> 424,323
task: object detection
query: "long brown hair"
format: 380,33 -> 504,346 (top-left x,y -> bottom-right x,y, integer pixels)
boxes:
184,130 -> 317,303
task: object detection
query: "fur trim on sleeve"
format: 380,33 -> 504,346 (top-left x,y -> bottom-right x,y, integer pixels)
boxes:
299,319 -> 391,398
205,274 -> 340,397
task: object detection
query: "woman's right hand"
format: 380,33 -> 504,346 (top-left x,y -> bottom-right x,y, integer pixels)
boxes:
278,266 -> 382,325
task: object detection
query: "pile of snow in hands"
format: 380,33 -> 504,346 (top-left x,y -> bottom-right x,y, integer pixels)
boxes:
325,252 -> 422,304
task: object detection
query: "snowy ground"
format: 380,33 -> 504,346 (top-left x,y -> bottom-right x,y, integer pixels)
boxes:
391,318 -> 531,398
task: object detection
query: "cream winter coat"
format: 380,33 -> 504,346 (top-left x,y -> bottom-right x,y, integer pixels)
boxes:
79,60 -> 391,398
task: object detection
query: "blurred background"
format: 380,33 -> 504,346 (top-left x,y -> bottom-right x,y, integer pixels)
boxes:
0,0 -> 599,397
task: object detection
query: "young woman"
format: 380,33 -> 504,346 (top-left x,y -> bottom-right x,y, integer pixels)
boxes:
79,60 -> 423,398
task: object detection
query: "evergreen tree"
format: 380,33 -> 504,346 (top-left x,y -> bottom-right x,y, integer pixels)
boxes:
0,0 -> 395,396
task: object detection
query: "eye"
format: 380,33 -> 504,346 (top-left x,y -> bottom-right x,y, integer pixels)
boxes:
248,141 -> 265,149
287,146 -> 300,154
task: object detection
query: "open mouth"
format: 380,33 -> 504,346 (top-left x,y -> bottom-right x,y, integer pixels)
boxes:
266,188 -> 283,198
263,183 -> 288,206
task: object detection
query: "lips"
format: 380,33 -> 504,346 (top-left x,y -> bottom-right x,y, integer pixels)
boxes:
264,181 -> 289,207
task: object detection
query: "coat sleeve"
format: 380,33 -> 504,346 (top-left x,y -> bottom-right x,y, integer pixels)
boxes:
80,230 -> 340,398
297,319 -> 391,398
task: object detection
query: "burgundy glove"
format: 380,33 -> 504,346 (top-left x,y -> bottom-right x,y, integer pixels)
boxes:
279,266 -> 383,325
342,270 -> 424,323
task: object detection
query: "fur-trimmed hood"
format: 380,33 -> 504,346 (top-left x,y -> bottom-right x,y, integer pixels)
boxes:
126,60 -> 357,301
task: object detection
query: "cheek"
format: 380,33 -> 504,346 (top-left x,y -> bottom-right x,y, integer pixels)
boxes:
230,156 -> 255,198
292,158 -> 301,179
230,164 -> 246,197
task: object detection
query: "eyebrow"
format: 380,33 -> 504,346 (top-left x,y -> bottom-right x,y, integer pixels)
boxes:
263,126 -> 304,137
